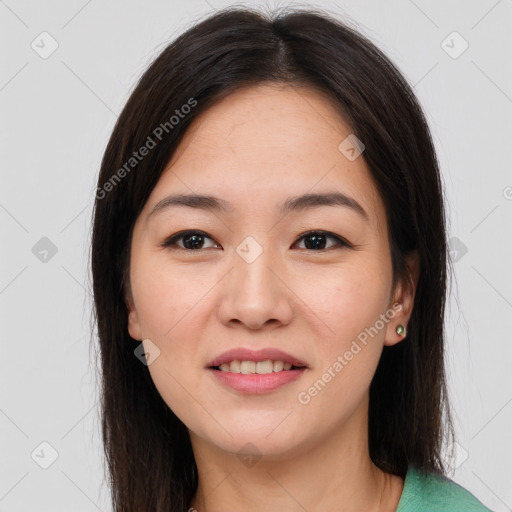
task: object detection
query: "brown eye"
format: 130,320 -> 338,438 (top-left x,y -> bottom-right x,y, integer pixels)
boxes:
161,230 -> 219,250
293,230 -> 351,251
161,229 -> 351,252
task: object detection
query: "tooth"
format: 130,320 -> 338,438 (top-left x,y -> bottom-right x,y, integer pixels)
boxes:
241,361 -> 256,374
256,360 -> 274,374
219,360 -> 296,374
273,360 -> 284,372
230,360 -> 241,373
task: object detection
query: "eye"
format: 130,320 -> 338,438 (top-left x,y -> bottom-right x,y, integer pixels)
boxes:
161,229 -> 351,252
292,230 -> 352,251
160,230 -> 219,251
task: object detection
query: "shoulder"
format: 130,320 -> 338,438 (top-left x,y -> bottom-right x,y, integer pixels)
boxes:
396,466 -> 494,512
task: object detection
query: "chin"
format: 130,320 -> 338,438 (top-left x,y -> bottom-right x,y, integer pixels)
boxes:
190,419 -> 312,461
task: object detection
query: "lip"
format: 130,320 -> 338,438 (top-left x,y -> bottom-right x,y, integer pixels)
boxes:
209,367 -> 306,394
206,347 -> 308,369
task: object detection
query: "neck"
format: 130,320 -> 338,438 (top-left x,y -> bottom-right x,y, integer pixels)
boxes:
188,394 -> 403,512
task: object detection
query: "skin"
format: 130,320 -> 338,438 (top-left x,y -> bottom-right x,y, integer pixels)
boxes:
125,83 -> 420,512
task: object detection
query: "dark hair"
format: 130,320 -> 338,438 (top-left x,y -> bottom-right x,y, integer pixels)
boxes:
90,5 -> 455,511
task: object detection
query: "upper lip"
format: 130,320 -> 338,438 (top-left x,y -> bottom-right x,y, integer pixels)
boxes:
207,348 -> 308,368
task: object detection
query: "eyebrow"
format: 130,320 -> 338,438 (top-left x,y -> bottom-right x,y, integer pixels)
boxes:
148,191 -> 369,221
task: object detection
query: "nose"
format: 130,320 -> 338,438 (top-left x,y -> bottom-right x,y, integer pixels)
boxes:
216,241 -> 294,331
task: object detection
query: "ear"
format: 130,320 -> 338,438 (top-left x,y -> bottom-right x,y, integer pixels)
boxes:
385,250 -> 420,347
125,281 -> 143,341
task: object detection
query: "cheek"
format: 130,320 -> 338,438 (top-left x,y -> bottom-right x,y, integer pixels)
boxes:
131,256 -> 210,394
293,262 -> 390,401
131,255 -> 210,341
296,262 -> 390,344
292,277 -> 387,420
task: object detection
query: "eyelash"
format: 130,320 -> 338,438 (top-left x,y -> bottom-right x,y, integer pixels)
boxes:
160,229 -> 352,252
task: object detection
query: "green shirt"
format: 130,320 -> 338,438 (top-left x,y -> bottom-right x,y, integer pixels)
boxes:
396,466 -> 493,511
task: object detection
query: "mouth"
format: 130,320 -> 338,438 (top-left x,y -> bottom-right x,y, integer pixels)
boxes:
209,360 -> 307,373
208,367 -> 307,395
206,347 -> 308,372
206,348 -> 308,394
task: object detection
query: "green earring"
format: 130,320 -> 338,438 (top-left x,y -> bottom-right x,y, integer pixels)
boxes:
396,324 -> 406,337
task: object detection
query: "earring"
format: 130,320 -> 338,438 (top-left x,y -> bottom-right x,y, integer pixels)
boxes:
396,324 -> 406,337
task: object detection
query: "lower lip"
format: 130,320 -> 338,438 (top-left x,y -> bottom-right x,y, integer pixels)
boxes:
208,368 -> 306,394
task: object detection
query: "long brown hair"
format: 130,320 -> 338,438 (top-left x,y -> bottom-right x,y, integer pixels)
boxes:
90,6 -> 455,511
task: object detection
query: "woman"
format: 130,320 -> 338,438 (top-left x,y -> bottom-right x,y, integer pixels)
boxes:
91,6 -> 493,511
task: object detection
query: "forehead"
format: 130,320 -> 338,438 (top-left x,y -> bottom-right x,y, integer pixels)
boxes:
169,83 -> 353,166
143,84 -> 386,233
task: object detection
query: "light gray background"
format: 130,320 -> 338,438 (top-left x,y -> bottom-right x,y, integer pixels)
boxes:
1,0 -> 511,510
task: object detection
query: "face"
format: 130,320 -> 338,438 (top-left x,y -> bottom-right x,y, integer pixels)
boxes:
125,83 -> 418,460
